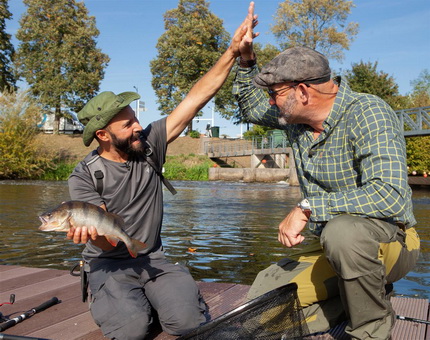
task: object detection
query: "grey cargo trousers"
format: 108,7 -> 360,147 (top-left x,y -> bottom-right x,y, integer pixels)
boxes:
87,248 -> 207,340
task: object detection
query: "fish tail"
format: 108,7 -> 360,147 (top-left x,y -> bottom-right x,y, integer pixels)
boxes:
127,238 -> 147,258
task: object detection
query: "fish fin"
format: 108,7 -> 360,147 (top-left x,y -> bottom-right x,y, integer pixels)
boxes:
127,238 -> 147,258
105,235 -> 119,247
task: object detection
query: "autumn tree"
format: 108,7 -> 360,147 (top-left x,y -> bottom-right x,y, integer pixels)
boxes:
15,0 -> 109,133
271,0 -> 358,62
150,0 -> 230,133
0,0 -> 16,91
344,61 -> 408,109
0,90 -> 50,179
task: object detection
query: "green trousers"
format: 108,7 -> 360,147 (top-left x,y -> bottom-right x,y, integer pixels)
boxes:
248,215 -> 420,340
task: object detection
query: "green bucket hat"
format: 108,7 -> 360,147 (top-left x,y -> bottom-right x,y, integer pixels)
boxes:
78,91 -> 140,147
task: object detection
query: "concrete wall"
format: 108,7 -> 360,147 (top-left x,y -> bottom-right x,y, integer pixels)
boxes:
209,168 -> 291,183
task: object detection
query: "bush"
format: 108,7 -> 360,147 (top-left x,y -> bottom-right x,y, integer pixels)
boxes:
406,136 -> 430,175
0,90 -> 53,179
189,130 -> 200,138
163,154 -> 214,181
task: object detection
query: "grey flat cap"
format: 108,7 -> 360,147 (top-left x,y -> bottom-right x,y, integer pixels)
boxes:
253,46 -> 331,89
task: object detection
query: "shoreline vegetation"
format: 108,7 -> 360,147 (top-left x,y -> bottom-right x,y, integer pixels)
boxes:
40,152 -> 214,182
0,91 -> 215,181
0,89 -> 428,180
0,130 -> 213,181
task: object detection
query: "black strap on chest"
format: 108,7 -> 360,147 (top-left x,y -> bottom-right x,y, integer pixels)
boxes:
84,143 -> 177,197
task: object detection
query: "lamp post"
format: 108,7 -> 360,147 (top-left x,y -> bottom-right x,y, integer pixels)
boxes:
133,86 -> 139,121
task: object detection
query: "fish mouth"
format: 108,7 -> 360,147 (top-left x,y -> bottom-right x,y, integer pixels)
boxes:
39,216 -> 47,224
38,215 -> 58,231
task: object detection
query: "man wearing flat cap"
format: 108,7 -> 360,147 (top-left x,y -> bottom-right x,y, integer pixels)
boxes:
66,3 -> 258,339
234,30 -> 420,340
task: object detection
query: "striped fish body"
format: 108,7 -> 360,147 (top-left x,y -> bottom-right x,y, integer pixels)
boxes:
39,201 -> 146,257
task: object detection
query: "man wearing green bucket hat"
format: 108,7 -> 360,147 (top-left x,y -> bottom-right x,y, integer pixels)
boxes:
66,3 -> 259,339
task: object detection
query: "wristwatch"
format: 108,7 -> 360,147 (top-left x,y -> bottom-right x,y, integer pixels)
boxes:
297,198 -> 311,213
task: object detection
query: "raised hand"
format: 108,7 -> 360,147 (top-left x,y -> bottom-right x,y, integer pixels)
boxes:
229,2 -> 259,59
240,1 -> 259,59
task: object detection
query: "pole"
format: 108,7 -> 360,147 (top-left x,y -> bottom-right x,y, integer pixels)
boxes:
133,86 -> 139,121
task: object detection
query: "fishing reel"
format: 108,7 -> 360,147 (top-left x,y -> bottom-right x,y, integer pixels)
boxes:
0,294 -> 15,322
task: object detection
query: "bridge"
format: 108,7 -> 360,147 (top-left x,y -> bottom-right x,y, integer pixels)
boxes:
397,106 -> 430,137
205,106 -> 430,158
204,106 -> 430,185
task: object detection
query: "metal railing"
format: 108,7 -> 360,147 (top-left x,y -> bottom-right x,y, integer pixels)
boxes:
204,106 -> 430,158
396,106 -> 430,136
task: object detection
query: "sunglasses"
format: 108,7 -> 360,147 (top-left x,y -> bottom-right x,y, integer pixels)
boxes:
267,85 -> 298,100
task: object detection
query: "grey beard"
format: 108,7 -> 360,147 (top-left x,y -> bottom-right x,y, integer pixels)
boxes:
278,114 -> 291,126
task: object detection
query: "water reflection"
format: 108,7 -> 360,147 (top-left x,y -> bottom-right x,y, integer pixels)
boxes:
0,180 -> 428,299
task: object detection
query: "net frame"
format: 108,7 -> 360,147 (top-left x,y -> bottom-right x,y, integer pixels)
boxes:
178,282 -> 309,340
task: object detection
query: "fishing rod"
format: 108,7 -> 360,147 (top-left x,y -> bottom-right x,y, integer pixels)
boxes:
0,297 -> 60,332
396,314 -> 430,325
0,334 -> 50,340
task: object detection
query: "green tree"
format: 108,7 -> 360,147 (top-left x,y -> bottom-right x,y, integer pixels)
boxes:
15,0 -> 109,133
243,124 -> 273,140
344,61 -> 408,109
410,69 -> 430,107
150,0 -> 230,133
406,136 -> 430,175
271,0 -> 359,62
0,0 -> 16,91
405,70 -> 430,175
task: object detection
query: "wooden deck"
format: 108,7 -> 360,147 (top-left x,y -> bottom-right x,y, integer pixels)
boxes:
1,265 -> 428,340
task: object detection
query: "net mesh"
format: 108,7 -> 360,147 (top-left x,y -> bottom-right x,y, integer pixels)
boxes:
178,283 -> 309,340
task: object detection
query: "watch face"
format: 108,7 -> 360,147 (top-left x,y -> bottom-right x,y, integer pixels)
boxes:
300,199 -> 311,211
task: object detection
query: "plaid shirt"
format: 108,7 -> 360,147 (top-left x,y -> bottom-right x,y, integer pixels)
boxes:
233,65 -> 416,235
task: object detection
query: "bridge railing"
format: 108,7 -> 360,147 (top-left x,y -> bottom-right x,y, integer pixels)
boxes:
396,106 -> 430,136
204,106 -> 430,157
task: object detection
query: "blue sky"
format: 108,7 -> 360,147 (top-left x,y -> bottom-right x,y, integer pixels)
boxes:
6,0 -> 430,137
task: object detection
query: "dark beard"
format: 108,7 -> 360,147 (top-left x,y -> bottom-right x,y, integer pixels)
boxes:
109,131 -> 146,158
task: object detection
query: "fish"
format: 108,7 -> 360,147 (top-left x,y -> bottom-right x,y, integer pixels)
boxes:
39,201 -> 147,258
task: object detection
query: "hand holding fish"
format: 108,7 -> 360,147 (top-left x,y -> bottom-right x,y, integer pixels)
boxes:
67,223 -> 100,244
39,201 -> 147,257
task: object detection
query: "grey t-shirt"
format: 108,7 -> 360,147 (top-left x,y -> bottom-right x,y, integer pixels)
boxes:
68,118 -> 167,261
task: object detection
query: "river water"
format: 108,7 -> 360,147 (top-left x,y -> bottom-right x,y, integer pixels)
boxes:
0,180 -> 428,299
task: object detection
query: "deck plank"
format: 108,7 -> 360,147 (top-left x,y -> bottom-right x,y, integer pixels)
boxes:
1,267 -> 69,292
1,273 -> 79,302
0,265 -> 428,340
29,312 -> 100,340
391,296 -> 428,340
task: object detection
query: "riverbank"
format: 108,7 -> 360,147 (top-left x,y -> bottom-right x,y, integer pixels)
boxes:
35,133 -> 202,160
34,133 -> 213,181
